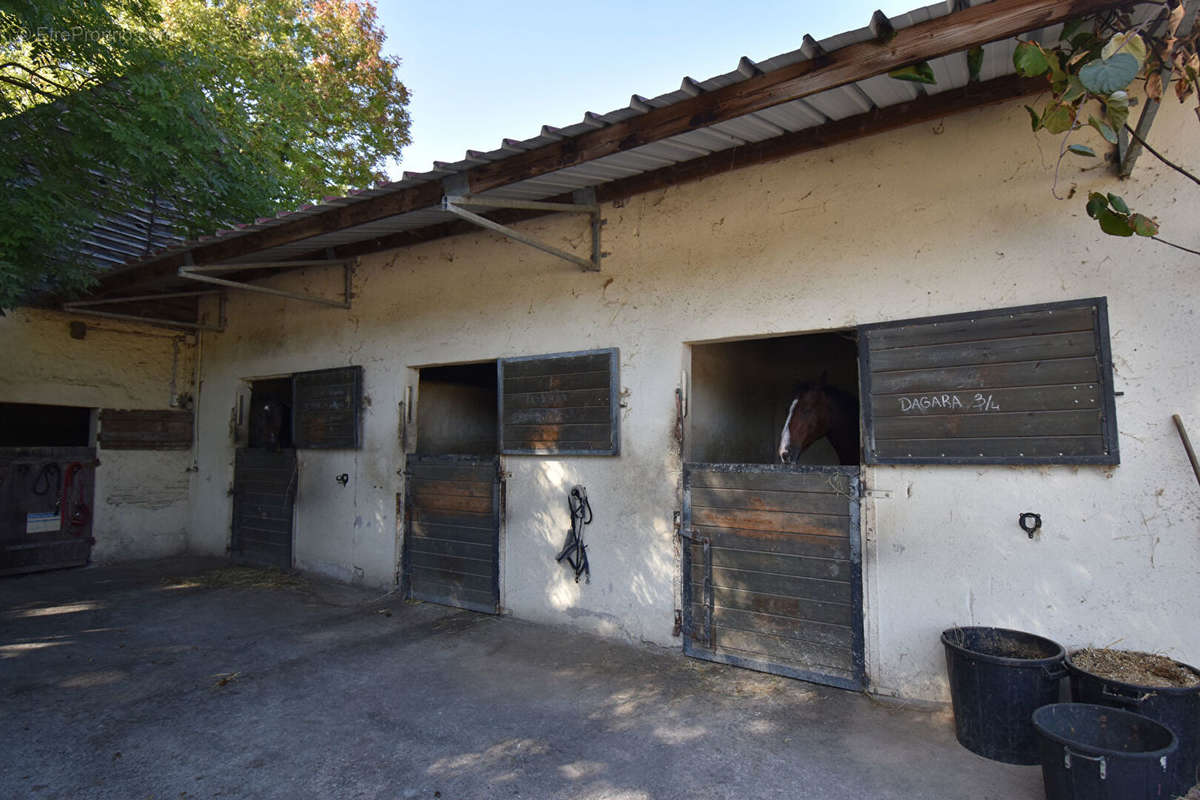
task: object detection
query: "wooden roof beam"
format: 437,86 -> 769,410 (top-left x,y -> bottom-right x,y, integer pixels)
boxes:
91,0 -> 1129,296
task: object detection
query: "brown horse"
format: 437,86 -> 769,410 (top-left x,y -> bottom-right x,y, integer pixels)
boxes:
778,379 -> 860,465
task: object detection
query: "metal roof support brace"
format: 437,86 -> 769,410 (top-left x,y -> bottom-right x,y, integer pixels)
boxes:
1119,0 -> 1197,177
442,191 -> 604,271
63,290 -> 226,332
177,258 -> 353,308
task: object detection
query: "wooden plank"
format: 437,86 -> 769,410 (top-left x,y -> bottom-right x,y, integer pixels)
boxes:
408,508 -> 495,530
406,551 -> 494,578
504,371 -> 613,394
409,582 -> 497,612
409,521 -> 497,546
714,628 -> 854,673
504,406 -> 613,426
690,487 -> 849,517
408,537 -> 496,560
872,383 -> 1102,417
407,463 -> 495,483
409,565 -> 495,593
874,435 -> 1107,459
866,305 -> 1096,350
869,357 -> 1100,395
875,409 -> 1102,440
705,585 -> 859,628
409,491 -> 493,515
504,389 -> 610,410
691,506 -> 849,538
698,605 -> 855,649
694,526 -> 851,560
870,331 -> 1095,373
703,545 -> 851,582
408,477 -> 493,498
695,566 -> 853,604
688,469 -> 850,494
98,409 -> 193,450
502,352 -> 610,378
504,423 -> 611,442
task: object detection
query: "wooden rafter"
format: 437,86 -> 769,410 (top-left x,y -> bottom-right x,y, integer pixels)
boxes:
90,0 -> 1129,296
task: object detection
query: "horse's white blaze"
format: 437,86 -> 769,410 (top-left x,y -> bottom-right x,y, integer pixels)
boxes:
778,398 -> 798,462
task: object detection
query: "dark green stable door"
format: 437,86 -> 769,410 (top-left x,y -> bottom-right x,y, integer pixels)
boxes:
230,448 -> 296,569
681,464 -> 864,690
404,455 -> 501,614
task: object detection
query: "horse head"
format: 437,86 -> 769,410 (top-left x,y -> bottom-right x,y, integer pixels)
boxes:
778,379 -> 833,463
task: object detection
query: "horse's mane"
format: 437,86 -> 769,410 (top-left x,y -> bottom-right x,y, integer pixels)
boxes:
790,380 -> 858,415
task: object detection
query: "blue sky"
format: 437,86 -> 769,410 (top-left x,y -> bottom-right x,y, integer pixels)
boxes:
376,0 -> 921,177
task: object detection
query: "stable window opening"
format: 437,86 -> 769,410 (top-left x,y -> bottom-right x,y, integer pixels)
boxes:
688,332 -> 861,466
416,362 -> 499,456
0,403 -> 93,448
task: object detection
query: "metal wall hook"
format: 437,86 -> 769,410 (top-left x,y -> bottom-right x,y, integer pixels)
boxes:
1019,512 -> 1042,538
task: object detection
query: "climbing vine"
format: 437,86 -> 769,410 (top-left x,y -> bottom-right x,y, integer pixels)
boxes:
892,2 -> 1200,250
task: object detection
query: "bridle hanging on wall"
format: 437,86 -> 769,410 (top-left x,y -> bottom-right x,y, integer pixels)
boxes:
556,485 -> 593,584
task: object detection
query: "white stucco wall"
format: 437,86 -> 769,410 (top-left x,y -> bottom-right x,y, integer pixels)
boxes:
189,93 -> 1199,700
1,309 -> 194,561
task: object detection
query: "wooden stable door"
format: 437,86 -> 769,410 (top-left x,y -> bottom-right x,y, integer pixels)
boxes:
230,448 -> 296,569
404,455 -> 501,614
681,464 -> 864,690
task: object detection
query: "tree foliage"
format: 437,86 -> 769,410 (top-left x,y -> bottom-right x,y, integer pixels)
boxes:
0,0 -> 410,308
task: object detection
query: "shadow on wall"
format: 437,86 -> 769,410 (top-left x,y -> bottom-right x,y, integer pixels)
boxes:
527,455 -> 676,640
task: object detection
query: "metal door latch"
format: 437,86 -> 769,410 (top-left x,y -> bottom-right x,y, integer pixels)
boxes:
336,473 -> 350,487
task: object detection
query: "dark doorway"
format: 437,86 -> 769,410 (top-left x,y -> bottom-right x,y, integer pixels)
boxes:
416,363 -> 498,456
406,362 -> 502,614
231,377 -> 297,568
689,332 -> 860,465
248,378 -> 293,450
0,403 -> 91,448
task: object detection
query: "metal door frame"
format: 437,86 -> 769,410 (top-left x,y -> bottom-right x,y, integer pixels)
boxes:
681,462 -> 865,691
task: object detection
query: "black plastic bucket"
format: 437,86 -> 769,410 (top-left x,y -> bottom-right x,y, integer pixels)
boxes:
1033,703 -> 1178,800
942,626 -> 1066,764
1067,651 -> 1200,798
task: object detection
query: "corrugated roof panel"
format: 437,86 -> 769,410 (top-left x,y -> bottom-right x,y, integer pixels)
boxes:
855,73 -> 923,108
804,85 -> 874,120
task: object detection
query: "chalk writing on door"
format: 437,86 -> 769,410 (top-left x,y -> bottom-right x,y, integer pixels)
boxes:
897,393 -> 1001,413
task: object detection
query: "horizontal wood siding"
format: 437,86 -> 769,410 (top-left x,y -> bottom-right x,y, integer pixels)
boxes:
859,298 -> 1118,464
499,349 -> 618,455
231,448 -> 295,569
292,366 -> 362,449
682,464 -> 862,689
404,456 -> 500,614
98,409 -> 192,450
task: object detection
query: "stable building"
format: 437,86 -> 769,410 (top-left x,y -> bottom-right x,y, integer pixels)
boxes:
3,0 -> 1198,703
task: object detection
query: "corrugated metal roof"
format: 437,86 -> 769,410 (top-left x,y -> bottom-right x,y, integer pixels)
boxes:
96,0 -> 1133,274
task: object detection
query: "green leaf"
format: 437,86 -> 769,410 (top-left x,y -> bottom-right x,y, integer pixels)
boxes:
1087,115 -> 1118,143
1068,144 -> 1096,157
1085,192 -> 1109,219
889,62 -> 937,85
1079,52 -> 1140,94
1097,208 -> 1135,236
1107,193 -> 1129,214
1060,18 -> 1085,44
967,46 -> 984,83
1105,91 -> 1130,133
1013,41 -> 1050,77
1041,102 -> 1076,134
1129,213 -> 1158,236
1062,76 -> 1087,103
1101,32 -> 1147,67
1025,105 -> 1042,132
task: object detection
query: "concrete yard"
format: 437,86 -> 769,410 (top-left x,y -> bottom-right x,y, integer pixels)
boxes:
0,559 -> 1042,799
